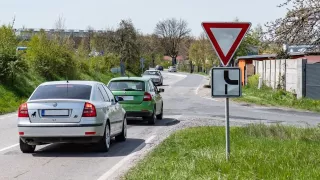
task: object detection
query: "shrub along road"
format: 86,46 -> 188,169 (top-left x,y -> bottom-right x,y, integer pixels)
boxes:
0,71 -> 319,180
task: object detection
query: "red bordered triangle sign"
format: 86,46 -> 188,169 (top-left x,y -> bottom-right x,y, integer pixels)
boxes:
202,22 -> 251,66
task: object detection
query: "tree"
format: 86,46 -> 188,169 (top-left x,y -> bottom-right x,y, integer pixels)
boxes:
110,19 -> 140,74
188,33 -> 219,72
265,0 -> 320,45
138,34 -> 164,68
154,18 -> 191,65
0,25 -> 18,82
26,30 -> 77,80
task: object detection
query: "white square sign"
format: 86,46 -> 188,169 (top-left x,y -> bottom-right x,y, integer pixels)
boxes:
211,67 -> 241,97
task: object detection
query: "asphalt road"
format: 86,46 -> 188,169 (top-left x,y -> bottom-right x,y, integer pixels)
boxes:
0,71 -> 319,180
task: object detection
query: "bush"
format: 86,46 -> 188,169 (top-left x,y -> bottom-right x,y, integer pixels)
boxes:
0,25 -> 18,82
26,31 -> 78,80
247,74 -> 259,88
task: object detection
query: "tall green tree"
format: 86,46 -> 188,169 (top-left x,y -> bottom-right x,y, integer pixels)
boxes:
110,19 -> 141,74
0,25 -> 18,82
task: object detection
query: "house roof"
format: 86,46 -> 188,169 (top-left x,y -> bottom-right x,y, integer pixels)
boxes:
235,54 -> 277,64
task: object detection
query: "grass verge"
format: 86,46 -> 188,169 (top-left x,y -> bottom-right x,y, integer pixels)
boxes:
233,75 -> 320,112
125,124 -> 320,180
0,71 -> 134,115
234,86 -> 320,112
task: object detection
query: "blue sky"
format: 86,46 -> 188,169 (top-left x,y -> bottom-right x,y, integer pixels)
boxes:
0,0 -> 288,36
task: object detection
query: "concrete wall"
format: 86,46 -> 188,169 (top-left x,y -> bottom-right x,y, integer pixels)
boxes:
253,58 -> 306,98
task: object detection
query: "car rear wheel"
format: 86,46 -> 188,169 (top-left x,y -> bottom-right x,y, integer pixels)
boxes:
20,138 -> 36,153
156,103 -> 163,120
144,108 -> 156,125
97,123 -> 110,152
115,116 -> 127,142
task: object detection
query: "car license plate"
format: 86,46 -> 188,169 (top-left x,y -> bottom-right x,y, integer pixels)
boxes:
118,96 -> 134,101
41,110 -> 69,116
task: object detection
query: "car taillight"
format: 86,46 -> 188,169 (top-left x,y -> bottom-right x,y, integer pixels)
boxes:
143,92 -> 152,101
18,103 -> 29,117
82,102 -> 97,117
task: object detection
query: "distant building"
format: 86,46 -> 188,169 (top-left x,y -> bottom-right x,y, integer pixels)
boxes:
14,28 -> 107,40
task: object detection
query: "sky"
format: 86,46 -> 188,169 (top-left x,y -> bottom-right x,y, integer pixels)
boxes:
0,0 -> 288,36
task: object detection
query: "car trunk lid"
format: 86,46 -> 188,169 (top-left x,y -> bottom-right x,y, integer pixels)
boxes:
112,91 -> 145,104
27,99 -> 86,123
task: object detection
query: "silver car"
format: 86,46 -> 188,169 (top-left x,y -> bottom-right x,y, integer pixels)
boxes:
17,81 -> 127,153
168,66 -> 177,72
142,70 -> 163,86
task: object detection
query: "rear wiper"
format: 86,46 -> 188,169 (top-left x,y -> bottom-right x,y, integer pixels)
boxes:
124,88 -> 138,91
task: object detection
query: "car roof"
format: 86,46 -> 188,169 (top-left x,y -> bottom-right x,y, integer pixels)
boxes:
109,76 -> 151,82
39,80 -> 101,86
146,70 -> 159,72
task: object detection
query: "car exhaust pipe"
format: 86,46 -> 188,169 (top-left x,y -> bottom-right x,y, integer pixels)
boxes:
25,139 -> 33,143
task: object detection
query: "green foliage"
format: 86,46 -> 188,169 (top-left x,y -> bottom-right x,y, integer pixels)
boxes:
247,74 -> 259,88
26,31 -> 78,80
235,82 -> 320,112
110,19 -> 141,74
125,125 -> 320,180
0,25 -> 18,82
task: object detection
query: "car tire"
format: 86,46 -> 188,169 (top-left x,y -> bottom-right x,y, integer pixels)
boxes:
115,116 -> 127,142
145,108 -> 156,125
156,103 -> 163,120
97,123 -> 111,152
20,138 -> 36,153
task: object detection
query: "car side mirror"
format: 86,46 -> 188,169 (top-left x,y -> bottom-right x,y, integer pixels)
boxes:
158,88 -> 165,93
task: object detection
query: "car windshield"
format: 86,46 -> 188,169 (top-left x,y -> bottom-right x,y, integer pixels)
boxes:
108,81 -> 145,91
29,84 -> 92,100
143,71 -> 160,76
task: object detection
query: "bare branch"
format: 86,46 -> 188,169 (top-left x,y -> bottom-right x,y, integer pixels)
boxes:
154,18 -> 191,60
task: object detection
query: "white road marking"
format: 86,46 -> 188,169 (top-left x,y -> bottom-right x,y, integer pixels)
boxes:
97,135 -> 157,180
165,73 -> 187,78
0,114 -> 17,120
202,97 -> 224,102
195,85 -> 201,95
0,143 -> 19,152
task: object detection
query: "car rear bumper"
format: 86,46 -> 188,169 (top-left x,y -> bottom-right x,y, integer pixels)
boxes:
126,111 -> 153,117
18,123 -> 105,144
121,102 -> 153,118
20,136 -> 102,144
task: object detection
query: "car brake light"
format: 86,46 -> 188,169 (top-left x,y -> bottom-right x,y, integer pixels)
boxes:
18,103 -> 29,117
143,92 -> 152,101
82,102 -> 97,117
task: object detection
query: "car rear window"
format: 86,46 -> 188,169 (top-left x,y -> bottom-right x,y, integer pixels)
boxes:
108,81 -> 145,91
143,71 -> 160,76
29,84 -> 92,100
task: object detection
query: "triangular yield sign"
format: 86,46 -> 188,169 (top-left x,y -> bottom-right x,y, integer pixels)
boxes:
202,22 -> 251,66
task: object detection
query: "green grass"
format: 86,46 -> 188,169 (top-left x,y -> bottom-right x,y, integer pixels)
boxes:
125,124 -> 320,180
234,86 -> 320,113
0,70 -> 135,115
233,75 -> 320,112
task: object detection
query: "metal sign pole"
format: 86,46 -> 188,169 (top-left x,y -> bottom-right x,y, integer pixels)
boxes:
225,97 -> 230,160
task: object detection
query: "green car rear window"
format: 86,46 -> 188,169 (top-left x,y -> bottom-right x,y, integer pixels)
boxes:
108,81 -> 145,91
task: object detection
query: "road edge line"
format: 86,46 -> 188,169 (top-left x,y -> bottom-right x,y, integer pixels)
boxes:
96,135 -> 156,180
0,143 -> 19,152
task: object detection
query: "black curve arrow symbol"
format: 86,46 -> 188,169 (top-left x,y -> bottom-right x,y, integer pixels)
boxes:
224,70 -> 239,95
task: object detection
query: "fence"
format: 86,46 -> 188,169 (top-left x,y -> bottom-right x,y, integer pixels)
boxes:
253,58 -> 306,98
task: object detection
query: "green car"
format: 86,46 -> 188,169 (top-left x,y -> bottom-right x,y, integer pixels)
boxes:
107,77 -> 164,125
